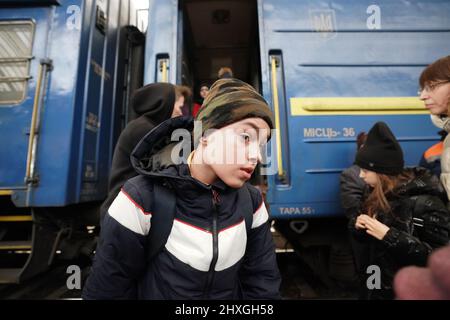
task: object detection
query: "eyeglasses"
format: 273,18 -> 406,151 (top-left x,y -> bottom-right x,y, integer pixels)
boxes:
417,81 -> 450,96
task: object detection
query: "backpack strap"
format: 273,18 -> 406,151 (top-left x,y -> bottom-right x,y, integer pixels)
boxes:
147,180 -> 177,262
238,184 -> 254,234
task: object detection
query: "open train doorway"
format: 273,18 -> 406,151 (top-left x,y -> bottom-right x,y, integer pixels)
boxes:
179,0 -> 261,97
178,0 -> 264,186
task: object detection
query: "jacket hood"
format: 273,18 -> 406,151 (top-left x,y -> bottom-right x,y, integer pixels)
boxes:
131,83 -> 175,123
130,116 -> 229,191
131,116 -> 193,178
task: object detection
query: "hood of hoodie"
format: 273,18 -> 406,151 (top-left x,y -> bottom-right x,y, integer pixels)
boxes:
131,83 -> 176,123
130,116 -> 229,191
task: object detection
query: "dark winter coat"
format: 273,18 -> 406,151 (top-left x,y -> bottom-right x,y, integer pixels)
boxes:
348,167 -> 450,299
83,116 -> 281,300
419,140 -> 443,177
100,83 -> 176,221
340,164 -> 367,218
340,164 -> 371,283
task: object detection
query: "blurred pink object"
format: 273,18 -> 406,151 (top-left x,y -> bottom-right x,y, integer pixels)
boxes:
394,245 -> 450,300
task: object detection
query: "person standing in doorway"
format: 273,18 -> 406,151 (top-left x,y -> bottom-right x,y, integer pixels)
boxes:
192,83 -> 209,117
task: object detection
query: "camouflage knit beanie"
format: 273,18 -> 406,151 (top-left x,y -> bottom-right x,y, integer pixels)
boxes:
194,78 -> 274,136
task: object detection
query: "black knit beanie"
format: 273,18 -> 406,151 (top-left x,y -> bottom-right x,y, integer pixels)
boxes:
355,122 -> 404,175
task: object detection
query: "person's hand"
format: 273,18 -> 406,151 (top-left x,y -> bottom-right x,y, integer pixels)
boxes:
356,214 -> 390,240
355,214 -> 367,230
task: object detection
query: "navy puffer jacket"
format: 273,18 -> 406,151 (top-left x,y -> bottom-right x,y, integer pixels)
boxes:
82,116 -> 281,299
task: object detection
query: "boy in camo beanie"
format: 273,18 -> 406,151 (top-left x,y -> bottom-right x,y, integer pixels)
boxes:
194,78 -> 274,136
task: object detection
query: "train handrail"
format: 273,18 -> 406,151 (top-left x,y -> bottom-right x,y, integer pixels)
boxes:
25,63 -> 44,183
25,59 -> 52,191
160,59 -> 168,82
0,76 -> 32,82
270,56 -> 285,179
0,56 -> 33,63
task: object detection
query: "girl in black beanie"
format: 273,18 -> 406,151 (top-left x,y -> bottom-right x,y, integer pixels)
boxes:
349,122 -> 450,300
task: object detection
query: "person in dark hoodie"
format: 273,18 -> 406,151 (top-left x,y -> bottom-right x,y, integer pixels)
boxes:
82,78 -> 281,300
100,83 -> 191,222
348,121 -> 450,300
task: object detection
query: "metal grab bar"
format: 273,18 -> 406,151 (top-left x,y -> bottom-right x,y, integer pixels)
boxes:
160,59 -> 168,82
0,56 -> 33,63
270,56 -> 285,178
155,54 -> 169,83
25,64 -> 44,183
0,76 -> 32,82
25,59 -> 52,191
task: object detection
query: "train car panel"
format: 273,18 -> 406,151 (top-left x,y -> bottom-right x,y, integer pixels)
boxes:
0,0 -> 145,283
0,0 -> 141,206
144,0 -> 178,84
76,0 -> 110,202
30,0 -> 84,207
258,0 -> 450,218
0,7 -> 54,192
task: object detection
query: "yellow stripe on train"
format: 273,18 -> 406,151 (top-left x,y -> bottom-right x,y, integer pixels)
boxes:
290,97 -> 429,116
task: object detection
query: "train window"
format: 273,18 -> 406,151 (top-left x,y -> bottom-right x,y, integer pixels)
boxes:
0,21 -> 35,105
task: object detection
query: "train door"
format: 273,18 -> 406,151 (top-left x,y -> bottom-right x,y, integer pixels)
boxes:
78,0 -> 110,201
0,7 -> 52,192
145,0 -> 264,182
145,0 -> 261,91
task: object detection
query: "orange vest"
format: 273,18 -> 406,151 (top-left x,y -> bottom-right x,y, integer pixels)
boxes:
424,141 -> 444,163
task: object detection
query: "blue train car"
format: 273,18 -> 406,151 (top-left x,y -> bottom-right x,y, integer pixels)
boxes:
144,0 -> 450,282
258,0 -> 450,219
0,0 -> 145,283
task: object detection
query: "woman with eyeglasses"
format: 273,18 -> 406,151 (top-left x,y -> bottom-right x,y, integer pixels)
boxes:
419,55 -> 450,203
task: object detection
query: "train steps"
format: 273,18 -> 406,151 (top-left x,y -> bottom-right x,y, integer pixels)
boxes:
0,192 -> 60,284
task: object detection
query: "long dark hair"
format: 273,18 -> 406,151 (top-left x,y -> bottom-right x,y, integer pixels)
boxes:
363,170 -> 414,217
